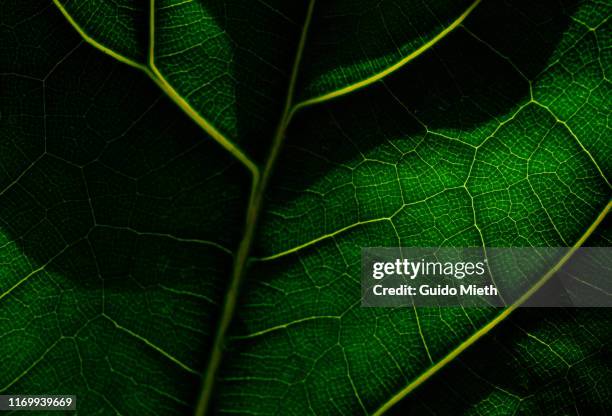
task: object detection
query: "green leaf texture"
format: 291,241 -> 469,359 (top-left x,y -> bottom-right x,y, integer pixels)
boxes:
0,0 -> 610,415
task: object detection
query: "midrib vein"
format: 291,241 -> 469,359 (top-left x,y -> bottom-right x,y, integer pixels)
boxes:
194,1 -> 317,415
373,199 -> 611,415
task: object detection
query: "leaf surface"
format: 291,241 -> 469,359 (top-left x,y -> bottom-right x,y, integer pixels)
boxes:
0,0 -> 610,415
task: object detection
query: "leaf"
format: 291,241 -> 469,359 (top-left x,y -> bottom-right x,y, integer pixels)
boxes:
1,1 -> 610,416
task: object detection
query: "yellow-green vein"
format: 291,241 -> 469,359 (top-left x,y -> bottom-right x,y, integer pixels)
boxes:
291,0 -> 482,112
52,0 -> 148,72
104,314 -> 198,375
194,2 -> 317,415
148,0 -> 260,182
254,217 -> 391,261
53,0 -> 259,181
373,199 -> 611,415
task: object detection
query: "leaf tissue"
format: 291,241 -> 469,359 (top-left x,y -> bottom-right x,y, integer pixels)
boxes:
0,0 -> 610,415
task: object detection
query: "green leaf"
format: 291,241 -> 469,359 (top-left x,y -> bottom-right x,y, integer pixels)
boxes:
1,0 -> 610,415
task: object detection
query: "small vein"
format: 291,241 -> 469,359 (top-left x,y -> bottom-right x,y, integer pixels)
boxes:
102,314 -> 199,375
532,100 -> 610,188
254,217 -> 391,261
231,316 -> 339,340
0,339 -> 62,391
94,224 -> 233,255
